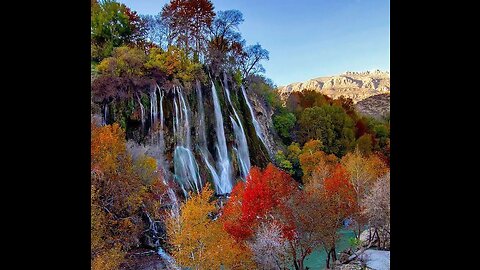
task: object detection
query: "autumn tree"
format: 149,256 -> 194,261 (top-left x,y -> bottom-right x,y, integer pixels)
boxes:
321,164 -> 357,268
222,164 -> 298,241
166,185 -> 254,269
298,140 -> 338,186
161,0 -> 215,58
285,191 -> 331,270
144,45 -> 202,83
248,221 -> 290,269
91,122 -> 170,268
340,149 -> 388,237
207,9 -> 245,73
362,173 -> 390,249
356,133 -> 374,155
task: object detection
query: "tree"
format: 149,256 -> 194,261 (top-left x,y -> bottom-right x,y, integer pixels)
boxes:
161,0 -> 215,58
97,46 -> 147,77
144,45 -> 202,83
91,0 -> 146,61
141,14 -> 169,48
286,191 -> 331,270
248,222 -> 290,269
298,140 -> 337,185
207,9 -> 245,73
91,122 -> 170,268
166,185 -> 254,269
222,164 -> 298,241
275,150 -> 294,175
240,43 -> 269,78
321,164 -> 357,268
340,149 -> 388,238
362,173 -> 390,249
273,112 -> 296,143
356,133 -> 373,155
298,104 -> 355,156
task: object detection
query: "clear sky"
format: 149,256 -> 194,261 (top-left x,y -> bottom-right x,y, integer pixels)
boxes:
118,0 -> 390,86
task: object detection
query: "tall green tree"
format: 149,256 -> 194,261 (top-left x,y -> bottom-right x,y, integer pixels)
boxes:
91,0 -> 146,61
298,105 -> 355,156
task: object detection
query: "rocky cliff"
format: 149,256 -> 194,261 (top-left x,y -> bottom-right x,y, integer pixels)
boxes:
277,70 -> 390,104
354,93 -> 390,119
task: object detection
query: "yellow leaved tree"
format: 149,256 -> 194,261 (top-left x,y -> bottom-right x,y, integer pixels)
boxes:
166,185 -> 255,269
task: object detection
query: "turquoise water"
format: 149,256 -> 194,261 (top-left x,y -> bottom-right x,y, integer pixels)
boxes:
296,229 -> 356,270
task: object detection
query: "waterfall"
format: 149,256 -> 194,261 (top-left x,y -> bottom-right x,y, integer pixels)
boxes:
194,80 -> 222,190
223,73 -> 251,179
150,89 -> 158,126
211,81 -> 233,194
102,104 -> 108,126
241,85 -> 267,147
136,93 -> 145,128
152,84 -> 170,183
172,86 -> 202,196
196,80 -> 207,147
158,247 -> 180,270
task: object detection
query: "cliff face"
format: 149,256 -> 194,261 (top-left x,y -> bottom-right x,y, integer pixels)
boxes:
355,93 -> 390,119
277,70 -> 390,104
92,72 -> 277,196
243,86 -> 280,160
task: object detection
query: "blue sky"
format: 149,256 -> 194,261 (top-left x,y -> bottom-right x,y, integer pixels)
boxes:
118,0 -> 389,86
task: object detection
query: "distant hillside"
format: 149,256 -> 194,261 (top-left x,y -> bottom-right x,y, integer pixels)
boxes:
355,93 -> 390,119
277,70 -> 390,104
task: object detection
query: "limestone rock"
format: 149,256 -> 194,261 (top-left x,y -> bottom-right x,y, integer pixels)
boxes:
277,70 -> 390,104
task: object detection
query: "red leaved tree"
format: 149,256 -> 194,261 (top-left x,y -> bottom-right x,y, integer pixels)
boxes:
222,163 -> 298,242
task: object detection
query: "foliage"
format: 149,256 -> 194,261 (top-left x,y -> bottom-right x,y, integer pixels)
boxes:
91,122 -> 168,268
349,237 -> 362,249
323,164 -> 357,219
248,222 -> 290,269
273,112 -> 296,143
167,185 -> 254,269
362,173 -> 390,232
97,46 -> 147,77
275,150 -> 294,175
145,45 -> 202,83
240,43 -> 270,78
356,133 -> 374,155
298,139 -> 337,186
91,244 -> 125,270
298,104 -> 355,156
161,0 -> 215,57
207,9 -> 245,74
222,164 -> 298,241
91,0 -> 146,61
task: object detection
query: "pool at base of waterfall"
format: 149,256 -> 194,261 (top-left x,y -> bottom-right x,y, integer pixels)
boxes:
298,229 -> 355,270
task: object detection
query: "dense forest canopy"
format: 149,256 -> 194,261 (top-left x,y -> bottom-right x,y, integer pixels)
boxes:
91,1 -> 390,269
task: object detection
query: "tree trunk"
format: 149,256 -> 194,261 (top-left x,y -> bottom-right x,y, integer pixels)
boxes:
293,259 -> 300,270
326,249 -> 331,269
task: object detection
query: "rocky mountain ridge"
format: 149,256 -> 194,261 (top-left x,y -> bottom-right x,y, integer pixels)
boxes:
277,70 -> 390,104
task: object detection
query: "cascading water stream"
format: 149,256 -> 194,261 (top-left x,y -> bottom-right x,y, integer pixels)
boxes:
172,86 -> 202,196
194,80 -> 222,189
223,73 -> 251,179
102,104 -> 108,126
150,89 -> 158,126
136,93 -> 145,128
241,84 -> 267,147
211,81 -> 233,194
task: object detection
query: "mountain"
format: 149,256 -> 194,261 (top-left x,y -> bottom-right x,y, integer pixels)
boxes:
355,93 -> 390,119
277,70 -> 390,104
